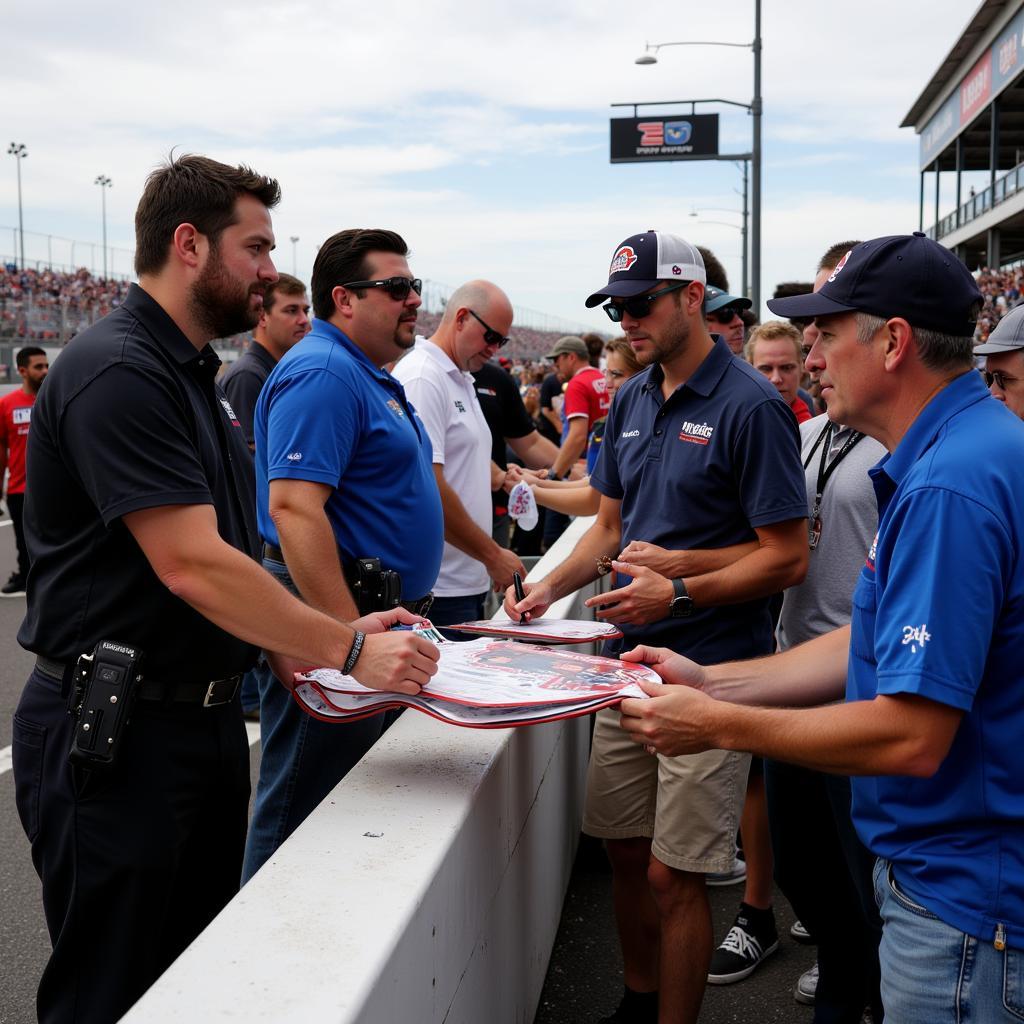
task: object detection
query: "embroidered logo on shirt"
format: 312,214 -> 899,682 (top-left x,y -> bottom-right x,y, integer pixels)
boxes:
621,429 -> 641,438
901,623 -> 931,653
866,532 -> 878,570
286,452 -> 302,462
678,421 -> 714,445
454,400 -> 466,413
218,397 -> 241,427
386,398 -> 405,419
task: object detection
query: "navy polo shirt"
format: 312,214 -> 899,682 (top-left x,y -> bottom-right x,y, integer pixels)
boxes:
847,370 -> 1024,942
255,318 -> 443,601
590,336 -> 806,663
19,284 -> 261,679
220,339 -> 277,446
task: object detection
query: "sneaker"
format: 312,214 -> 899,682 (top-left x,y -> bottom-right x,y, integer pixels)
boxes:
0,574 -> 26,597
790,918 -> 815,943
794,962 -> 818,1005
706,855 -> 746,887
707,905 -> 779,984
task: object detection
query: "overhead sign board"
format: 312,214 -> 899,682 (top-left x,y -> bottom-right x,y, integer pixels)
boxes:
611,114 -> 719,163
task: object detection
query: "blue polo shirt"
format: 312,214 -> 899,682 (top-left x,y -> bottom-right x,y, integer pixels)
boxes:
590,336 -> 806,663
848,370 -> 1024,944
254,319 -> 443,600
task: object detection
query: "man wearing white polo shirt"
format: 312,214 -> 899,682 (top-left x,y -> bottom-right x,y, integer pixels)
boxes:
393,280 -> 526,632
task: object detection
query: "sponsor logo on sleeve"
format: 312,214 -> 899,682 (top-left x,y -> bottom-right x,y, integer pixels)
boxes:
609,246 -> 639,275
866,532 -> 878,570
678,420 -> 715,445
219,397 -> 240,428
286,451 -> 302,462
901,623 -> 931,653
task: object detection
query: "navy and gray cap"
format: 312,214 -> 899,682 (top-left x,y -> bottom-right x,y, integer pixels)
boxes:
705,286 -> 752,314
585,231 -> 706,308
766,232 -> 983,338
974,305 -> 1024,354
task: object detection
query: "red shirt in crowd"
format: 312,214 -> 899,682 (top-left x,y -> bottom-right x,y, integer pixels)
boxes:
0,389 -> 36,494
563,367 -> 610,431
790,396 -> 813,424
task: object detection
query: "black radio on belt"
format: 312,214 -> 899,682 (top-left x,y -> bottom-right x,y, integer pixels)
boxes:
67,641 -> 143,769
344,557 -> 402,615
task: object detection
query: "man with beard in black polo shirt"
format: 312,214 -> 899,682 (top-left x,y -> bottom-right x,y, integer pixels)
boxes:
11,154 -> 438,1024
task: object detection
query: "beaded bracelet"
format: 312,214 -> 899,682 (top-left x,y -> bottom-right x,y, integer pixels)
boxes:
342,630 -> 366,676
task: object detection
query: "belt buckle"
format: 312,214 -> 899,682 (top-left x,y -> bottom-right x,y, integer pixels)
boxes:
203,675 -> 240,708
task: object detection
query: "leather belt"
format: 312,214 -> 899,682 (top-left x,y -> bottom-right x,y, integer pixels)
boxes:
35,656 -> 241,708
261,544 -> 432,617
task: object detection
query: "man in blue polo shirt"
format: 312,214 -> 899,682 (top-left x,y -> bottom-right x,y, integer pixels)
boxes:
507,231 -> 808,1024
242,228 -> 443,881
618,233 -> 1024,1022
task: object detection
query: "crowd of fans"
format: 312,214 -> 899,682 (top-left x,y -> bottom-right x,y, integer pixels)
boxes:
973,265 -> 1024,342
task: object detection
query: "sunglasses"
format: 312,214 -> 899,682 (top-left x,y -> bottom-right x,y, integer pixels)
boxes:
603,281 -> 687,323
707,307 -> 743,325
984,369 -> 1022,389
468,309 -> 510,348
342,276 -> 423,301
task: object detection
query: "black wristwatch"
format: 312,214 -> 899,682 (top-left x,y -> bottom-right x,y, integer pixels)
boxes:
669,577 -> 694,618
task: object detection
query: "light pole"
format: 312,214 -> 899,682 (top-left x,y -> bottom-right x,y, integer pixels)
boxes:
290,235 -> 299,275
635,0 -> 762,311
689,207 -> 747,298
95,174 -> 112,279
7,142 -> 27,270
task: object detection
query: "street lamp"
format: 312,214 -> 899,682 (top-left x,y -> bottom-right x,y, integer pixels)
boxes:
290,235 -> 299,275
689,206 -> 748,298
635,0 -> 762,312
7,142 -> 27,270
95,174 -> 112,279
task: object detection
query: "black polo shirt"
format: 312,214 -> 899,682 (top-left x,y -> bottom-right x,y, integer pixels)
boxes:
591,336 -> 807,663
19,284 -> 261,679
220,338 -> 277,446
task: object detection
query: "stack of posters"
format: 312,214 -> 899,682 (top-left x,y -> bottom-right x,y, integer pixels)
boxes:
293,636 -> 654,729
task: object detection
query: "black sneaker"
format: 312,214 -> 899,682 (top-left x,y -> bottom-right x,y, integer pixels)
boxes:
707,904 -> 779,985
0,574 -> 26,598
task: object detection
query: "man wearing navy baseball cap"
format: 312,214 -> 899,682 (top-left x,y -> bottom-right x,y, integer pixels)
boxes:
975,303 -> 1024,420
616,233 -> 1024,1022
509,230 -> 809,1023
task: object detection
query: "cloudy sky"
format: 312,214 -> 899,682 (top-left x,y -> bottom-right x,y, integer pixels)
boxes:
2,0 -> 977,330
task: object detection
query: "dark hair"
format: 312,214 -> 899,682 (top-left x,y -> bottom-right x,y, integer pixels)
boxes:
581,332 -> 605,367
134,154 -> 280,276
772,281 -> 814,300
311,228 -> 410,320
696,246 -> 729,291
264,272 -> 306,313
819,240 -> 862,273
16,345 -> 46,369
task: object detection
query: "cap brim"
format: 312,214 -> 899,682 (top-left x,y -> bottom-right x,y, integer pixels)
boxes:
974,339 -> 1024,354
584,278 -> 661,308
706,293 -> 753,313
766,291 -> 858,320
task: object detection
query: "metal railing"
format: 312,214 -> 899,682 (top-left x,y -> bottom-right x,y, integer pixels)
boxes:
928,160 -> 1024,241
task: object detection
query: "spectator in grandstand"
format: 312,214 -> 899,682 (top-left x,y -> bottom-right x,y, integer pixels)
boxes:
507,231 -> 808,1024
219,273 -> 310,449
746,321 -> 813,423
976,302 -> 1024,420
393,280 -> 525,632
621,233 -> 1024,1024
705,285 -> 752,355
0,345 -> 48,596
244,228 -> 442,881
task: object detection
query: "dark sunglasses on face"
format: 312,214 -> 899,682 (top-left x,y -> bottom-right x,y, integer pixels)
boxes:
707,307 -> 743,325
342,276 -> 423,301
468,309 -> 510,348
603,281 -> 688,323
984,369 -> 1022,389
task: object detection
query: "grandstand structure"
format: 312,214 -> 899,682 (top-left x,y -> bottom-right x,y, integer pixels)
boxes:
905,0 -> 1024,269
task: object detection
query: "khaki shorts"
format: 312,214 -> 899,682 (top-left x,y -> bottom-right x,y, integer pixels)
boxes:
582,707 -> 750,873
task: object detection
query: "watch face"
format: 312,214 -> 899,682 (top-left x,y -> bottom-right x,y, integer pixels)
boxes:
670,596 -> 693,619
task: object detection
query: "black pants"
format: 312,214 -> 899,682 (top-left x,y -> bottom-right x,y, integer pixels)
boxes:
12,668 -> 250,1023
7,490 -> 29,578
764,759 -> 883,1024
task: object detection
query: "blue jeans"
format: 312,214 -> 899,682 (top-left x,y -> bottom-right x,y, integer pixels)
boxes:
429,592 -> 487,642
241,558 -> 387,883
873,857 -> 1024,1023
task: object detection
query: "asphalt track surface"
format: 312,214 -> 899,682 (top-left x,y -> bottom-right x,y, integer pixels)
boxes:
0,509 -> 815,1022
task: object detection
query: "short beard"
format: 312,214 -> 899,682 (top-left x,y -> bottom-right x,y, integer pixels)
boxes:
636,312 -> 689,367
189,244 -> 262,341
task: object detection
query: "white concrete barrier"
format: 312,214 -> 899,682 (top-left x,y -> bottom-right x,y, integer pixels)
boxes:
122,517 -> 604,1023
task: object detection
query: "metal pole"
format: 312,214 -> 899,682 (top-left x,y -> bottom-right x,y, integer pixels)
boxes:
741,160 -> 750,299
290,235 -> 299,275
751,0 -> 762,314
95,175 -> 112,279
8,143 -> 27,269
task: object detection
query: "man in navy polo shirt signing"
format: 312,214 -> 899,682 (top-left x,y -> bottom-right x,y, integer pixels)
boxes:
507,231 -> 808,1024
618,233 -> 1024,1023
242,228 -> 444,881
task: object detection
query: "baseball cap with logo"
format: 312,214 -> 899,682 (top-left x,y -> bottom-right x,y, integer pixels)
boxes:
585,231 -> 706,308
766,232 -> 982,337
544,335 -> 589,359
974,304 -> 1024,354
705,286 -> 753,314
